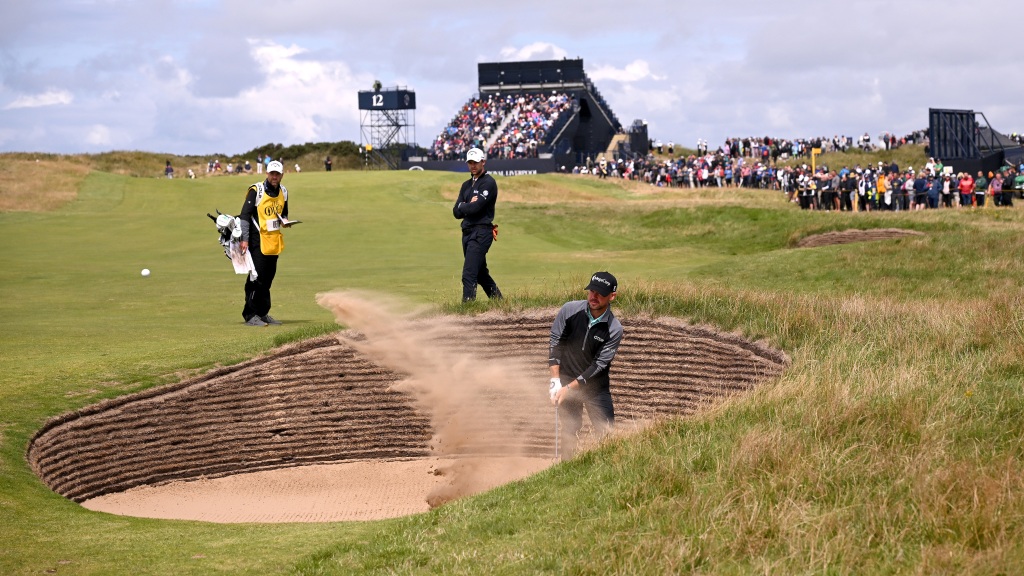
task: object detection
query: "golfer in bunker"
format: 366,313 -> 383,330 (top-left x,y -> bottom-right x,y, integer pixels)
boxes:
548,272 -> 624,459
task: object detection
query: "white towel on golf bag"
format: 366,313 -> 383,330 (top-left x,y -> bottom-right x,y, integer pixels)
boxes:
227,241 -> 258,281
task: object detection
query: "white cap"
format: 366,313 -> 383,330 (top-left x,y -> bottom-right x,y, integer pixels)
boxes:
466,148 -> 486,163
267,160 -> 283,173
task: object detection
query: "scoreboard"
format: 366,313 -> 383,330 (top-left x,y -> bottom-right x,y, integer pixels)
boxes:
358,89 -> 416,110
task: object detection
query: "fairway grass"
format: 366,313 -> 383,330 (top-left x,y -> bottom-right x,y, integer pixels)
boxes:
3,162 -> 1024,574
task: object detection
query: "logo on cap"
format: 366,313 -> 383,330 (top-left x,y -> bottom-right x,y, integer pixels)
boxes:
466,148 -> 486,163
586,271 -> 617,296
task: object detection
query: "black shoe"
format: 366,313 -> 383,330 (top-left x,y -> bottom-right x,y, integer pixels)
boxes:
261,315 -> 282,325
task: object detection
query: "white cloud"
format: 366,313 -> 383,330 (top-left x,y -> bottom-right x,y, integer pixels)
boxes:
497,42 -> 568,62
5,89 -> 73,110
418,103 -> 449,137
6,1 -> 1024,154
588,60 -> 665,83
764,105 -> 794,133
226,40 -> 374,143
612,85 -> 682,116
86,124 -> 112,146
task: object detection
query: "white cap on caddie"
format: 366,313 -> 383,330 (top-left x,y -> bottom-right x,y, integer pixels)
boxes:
267,160 -> 283,173
466,148 -> 486,163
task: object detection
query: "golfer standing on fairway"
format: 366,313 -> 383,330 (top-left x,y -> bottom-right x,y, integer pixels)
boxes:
452,147 -> 502,302
238,160 -> 290,326
548,272 -> 623,459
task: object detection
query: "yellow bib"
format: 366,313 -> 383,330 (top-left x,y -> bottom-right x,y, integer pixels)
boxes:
252,183 -> 288,255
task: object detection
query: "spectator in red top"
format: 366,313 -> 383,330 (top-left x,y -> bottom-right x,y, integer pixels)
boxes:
957,173 -> 974,207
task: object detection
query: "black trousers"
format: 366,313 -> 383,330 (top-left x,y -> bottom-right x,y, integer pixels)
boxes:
840,190 -> 854,211
558,385 -> 615,459
899,193 -> 910,211
461,226 -> 501,301
243,246 -> 278,321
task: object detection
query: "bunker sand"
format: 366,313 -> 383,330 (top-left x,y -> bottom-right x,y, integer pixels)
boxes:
796,228 -> 924,248
30,294 -> 788,523
83,457 -> 552,522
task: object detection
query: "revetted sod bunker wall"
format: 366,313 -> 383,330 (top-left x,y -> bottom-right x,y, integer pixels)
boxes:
28,313 -> 788,503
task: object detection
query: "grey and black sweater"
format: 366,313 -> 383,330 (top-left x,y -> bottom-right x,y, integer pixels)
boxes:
548,300 -> 623,390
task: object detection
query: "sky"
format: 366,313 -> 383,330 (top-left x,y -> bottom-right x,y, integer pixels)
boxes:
2,0 -> 1022,156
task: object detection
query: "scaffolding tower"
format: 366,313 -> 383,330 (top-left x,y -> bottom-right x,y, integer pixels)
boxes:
358,86 -> 416,170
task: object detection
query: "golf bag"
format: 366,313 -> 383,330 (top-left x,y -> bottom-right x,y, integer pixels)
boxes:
207,210 -> 257,280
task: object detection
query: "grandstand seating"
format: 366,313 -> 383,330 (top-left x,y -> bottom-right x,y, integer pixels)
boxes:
430,94 -> 514,161
431,92 -> 572,161
413,59 -> 635,172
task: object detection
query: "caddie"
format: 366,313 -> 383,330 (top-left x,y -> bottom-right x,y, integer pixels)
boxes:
238,160 -> 290,326
548,271 -> 624,459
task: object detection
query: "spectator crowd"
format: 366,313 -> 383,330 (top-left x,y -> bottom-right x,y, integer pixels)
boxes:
199,154 -> 290,176
430,92 -> 572,161
568,130 -> 1024,212
781,161 -> 1023,212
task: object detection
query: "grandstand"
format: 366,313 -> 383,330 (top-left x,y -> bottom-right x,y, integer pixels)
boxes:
928,108 -> 1024,176
403,58 -> 648,174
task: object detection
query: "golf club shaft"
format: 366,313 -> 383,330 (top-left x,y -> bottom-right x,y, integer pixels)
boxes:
555,406 -> 559,460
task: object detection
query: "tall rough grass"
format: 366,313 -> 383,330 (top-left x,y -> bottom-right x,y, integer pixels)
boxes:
3,157 -> 91,212
338,280 -> 1024,574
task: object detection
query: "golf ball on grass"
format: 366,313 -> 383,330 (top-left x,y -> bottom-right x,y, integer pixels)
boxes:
141,268 -> 151,277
